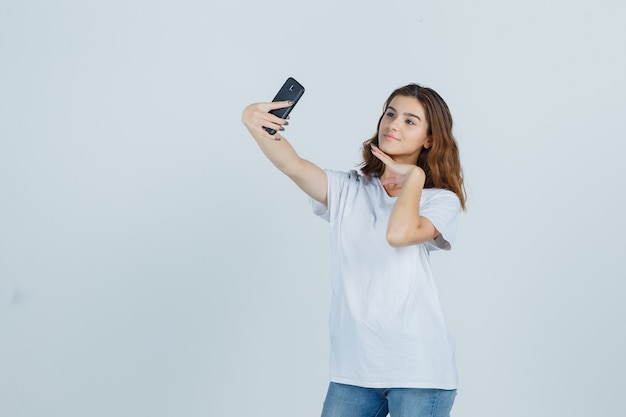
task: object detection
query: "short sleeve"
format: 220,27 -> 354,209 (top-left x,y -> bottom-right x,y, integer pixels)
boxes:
309,169 -> 357,222
420,189 -> 462,251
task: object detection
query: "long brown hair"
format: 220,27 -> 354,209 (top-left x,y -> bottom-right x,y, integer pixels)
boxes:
360,84 -> 466,210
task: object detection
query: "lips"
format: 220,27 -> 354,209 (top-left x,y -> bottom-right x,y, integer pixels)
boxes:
383,133 -> 399,141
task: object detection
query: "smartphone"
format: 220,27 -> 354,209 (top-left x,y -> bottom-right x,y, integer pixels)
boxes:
264,77 -> 305,135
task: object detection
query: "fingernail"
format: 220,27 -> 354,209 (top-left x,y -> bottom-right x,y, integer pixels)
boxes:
284,121 -> 289,126
280,127 -> 285,131
288,101 -> 295,105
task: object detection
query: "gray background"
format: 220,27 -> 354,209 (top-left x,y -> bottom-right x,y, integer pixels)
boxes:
1,0 -> 625,416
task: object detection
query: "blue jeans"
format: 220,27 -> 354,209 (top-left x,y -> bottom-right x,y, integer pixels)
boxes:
321,382 -> 456,417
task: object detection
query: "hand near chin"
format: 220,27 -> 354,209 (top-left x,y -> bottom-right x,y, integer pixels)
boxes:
371,144 -> 425,186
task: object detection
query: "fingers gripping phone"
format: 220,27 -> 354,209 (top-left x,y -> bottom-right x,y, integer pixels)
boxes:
264,77 -> 305,135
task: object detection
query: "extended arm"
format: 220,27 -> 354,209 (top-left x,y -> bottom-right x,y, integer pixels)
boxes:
241,101 -> 327,205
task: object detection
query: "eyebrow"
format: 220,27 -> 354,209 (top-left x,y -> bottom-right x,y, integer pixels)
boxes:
387,105 -> 422,121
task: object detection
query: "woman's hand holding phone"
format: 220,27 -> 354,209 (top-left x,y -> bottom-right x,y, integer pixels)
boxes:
242,77 -> 305,139
242,100 -> 293,140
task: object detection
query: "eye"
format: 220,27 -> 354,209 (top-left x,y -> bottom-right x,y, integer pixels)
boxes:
406,119 -> 415,126
385,111 -> 395,118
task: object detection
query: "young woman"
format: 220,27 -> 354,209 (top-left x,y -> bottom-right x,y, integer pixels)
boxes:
242,83 -> 466,417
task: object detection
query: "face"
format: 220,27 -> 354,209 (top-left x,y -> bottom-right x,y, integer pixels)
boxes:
377,95 -> 432,164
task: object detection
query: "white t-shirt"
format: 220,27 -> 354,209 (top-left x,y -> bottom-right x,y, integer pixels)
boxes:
311,170 -> 461,389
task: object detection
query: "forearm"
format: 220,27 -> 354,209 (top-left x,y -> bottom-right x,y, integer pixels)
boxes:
386,169 -> 431,247
248,128 -> 303,175
242,103 -> 303,176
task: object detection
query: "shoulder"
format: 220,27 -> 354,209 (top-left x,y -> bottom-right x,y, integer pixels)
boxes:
326,169 -> 373,187
323,170 -> 381,206
423,187 -> 457,198
422,188 -> 461,209
326,169 -> 363,180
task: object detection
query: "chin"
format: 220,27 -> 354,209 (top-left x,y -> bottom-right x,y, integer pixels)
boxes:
379,141 -> 399,154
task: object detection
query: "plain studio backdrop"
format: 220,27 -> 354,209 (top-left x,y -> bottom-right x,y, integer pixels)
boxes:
1,0 -> 625,416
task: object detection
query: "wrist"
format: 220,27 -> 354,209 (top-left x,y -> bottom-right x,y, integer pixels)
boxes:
406,166 -> 425,182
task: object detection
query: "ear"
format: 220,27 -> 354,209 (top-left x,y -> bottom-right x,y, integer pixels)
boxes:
424,136 -> 434,149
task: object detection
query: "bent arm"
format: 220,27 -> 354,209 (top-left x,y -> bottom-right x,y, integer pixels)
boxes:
242,102 -> 327,205
386,168 -> 439,247
370,145 -> 439,247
